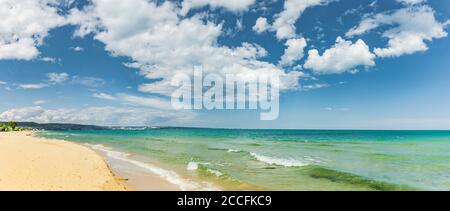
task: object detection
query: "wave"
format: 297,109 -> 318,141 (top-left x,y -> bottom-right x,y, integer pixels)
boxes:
250,153 -> 310,167
187,162 -> 199,171
187,162 -> 225,178
87,144 -> 219,191
207,148 -> 241,153
206,169 -> 224,177
208,147 -> 319,168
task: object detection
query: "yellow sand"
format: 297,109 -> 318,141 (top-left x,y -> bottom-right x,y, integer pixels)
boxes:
0,132 -> 127,191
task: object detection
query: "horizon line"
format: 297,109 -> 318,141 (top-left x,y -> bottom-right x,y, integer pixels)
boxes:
7,121 -> 450,131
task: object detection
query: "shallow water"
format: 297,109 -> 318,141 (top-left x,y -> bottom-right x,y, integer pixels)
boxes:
40,129 -> 450,191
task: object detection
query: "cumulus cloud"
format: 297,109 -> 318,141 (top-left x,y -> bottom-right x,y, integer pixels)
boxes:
346,5 -> 448,58
0,81 -> 6,85
68,0 -> 302,96
0,0 -> 66,60
180,0 -> 256,15
253,0 -> 330,69
304,37 -> 375,74
0,106 -> 195,126
280,38 -> 307,66
253,17 -> 270,34
266,0 -> 329,40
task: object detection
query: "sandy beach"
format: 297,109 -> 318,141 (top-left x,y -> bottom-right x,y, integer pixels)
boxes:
0,131 -> 127,191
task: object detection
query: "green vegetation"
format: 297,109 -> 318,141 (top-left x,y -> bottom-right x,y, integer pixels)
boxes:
0,121 -> 28,132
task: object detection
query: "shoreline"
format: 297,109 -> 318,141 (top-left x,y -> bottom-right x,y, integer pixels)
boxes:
89,144 -> 182,191
0,131 -> 128,191
15,130 -> 428,191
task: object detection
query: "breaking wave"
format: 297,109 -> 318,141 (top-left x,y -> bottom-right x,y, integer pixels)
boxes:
250,153 -> 310,167
87,144 -> 219,191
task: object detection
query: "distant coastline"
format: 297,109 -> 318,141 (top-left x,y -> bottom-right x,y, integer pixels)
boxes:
7,122 -> 450,131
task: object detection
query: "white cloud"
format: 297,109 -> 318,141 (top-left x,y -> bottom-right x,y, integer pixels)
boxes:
302,83 -> 329,91
255,0 -> 331,71
235,19 -> 244,31
180,0 -> 256,15
117,94 -> 173,110
280,38 -> 307,66
93,92 -> 174,111
17,83 -> 49,89
0,81 -> 6,85
93,93 -> 116,101
40,57 -> 58,63
33,100 -> 47,105
68,0 -> 302,96
0,0 -> 66,60
47,72 -> 70,84
67,4 -> 102,38
271,0 -> 329,40
346,5 -> 448,58
0,106 -> 195,126
396,0 -> 425,5
16,73 -> 105,90
253,17 -> 269,33
71,76 -> 105,88
304,37 -> 376,74
324,107 -> 350,111
70,46 -> 84,52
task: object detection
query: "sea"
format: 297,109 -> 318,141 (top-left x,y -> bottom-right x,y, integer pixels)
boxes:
40,128 -> 450,191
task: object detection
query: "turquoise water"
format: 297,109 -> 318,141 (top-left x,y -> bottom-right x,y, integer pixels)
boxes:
40,129 -> 450,191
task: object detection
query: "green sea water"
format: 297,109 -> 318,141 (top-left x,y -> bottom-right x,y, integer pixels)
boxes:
40,129 -> 450,191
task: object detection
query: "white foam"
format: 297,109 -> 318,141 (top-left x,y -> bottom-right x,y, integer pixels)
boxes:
250,153 -> 309,167
187,162 -> 199,171
303,156 -> 323,164
206,169 -> 224,177
187,162 -> 224,178
86,144 -> 219,191
227,149 -> 241,153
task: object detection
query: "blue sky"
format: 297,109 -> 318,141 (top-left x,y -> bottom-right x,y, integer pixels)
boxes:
0,0 -> 449,129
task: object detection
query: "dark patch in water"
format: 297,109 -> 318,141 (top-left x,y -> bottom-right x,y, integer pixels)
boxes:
208,148 -> 227,151
350,145 -> 372,150
247,143 -> 263,147
365,153 -> 406,161
328,149 -> 345,153
262,167 -> 277,170
304,166 -> 418,191
315,143 -> 335,147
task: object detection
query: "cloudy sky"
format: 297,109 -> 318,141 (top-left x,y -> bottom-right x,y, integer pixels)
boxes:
0,0 -> 449,129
